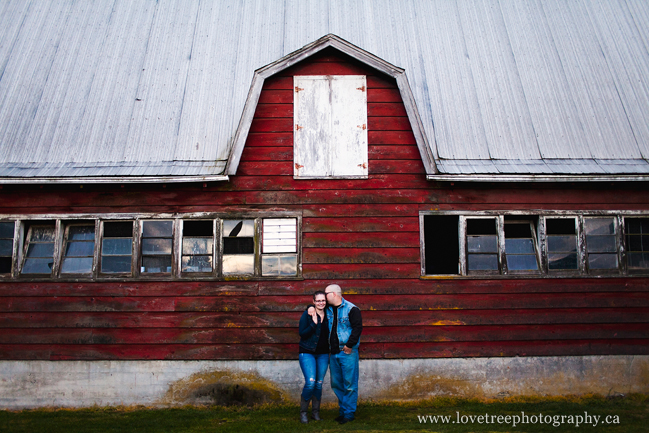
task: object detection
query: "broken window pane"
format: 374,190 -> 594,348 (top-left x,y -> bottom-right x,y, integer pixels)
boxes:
101,221 -> 133,274
625,218 -> 649,271
222,220 -> 255,275
585,217 -> 617,270
222,254 -> 255,275
0,221 -> 13,274
547,218 -> 578,270
466,219 -> 498,273
504,221 -> 539,272
141,220 -> 172,274
61,225 -> 95,274
22,225 -> 55,275
182,220 -> 213,273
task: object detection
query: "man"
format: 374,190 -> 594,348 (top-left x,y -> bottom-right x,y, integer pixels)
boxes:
311,283 -> 362,424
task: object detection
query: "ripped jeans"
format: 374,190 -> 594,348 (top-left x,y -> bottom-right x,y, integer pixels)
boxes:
299,352 -> 330,401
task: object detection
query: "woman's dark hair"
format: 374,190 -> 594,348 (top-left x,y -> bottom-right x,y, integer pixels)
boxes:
313,290 -> 326,300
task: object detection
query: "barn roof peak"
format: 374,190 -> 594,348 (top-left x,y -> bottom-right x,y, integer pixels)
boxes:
225,33 -> 437,176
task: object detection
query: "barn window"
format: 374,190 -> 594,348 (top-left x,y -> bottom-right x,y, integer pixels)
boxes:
2,214 -> 301,280
222,219 -> 255,275
182,220 -> 214,274
21,224 -> 56,275
60,223 -> 95,274
0,221 -> 14,274
584,217 -> 618,271
546,217 -> 578,271
422,211 -> 649,277
293,75 -> 368,178
504,218 -> 540,273
422,215 -> 459,275
625,218 -> 649,271
466,218 -> 499,274
261,218 -> 298,276
100,221 -> 134,274
140,220 -> 173,274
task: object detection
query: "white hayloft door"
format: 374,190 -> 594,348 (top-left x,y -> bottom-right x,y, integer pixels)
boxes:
294,75 -> 368,178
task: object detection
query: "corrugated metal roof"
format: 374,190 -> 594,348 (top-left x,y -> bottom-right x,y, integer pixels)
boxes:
0,0 -> 648,181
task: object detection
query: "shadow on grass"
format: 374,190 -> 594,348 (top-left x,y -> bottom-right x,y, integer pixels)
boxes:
1,394 -> 647,433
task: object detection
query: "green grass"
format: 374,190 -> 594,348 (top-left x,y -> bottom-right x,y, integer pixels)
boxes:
1,395 -> 647,433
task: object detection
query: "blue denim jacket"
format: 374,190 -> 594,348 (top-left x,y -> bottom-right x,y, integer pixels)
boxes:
298,310 -> 324,351
327,297 -> 360,350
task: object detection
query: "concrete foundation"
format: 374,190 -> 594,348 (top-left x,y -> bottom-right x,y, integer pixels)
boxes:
1,356 -> 647,408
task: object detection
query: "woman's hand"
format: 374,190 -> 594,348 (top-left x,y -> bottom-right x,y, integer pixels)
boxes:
307,306 -> 317,323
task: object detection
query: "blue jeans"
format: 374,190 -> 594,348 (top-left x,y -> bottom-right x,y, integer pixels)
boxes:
299,353 -> 329,401
329,349 -> 359,419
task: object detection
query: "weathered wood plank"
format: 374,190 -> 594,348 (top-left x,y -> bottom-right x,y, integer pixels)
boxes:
254,103 -> 292,118
1,323 -> 645,345
303,263 -> 421,279
369,131 -> 416,145
1,340 -> 646,360
0,312 -> 302,328
283,61 -> 369,76
367,88 -> 402,103
258,90 -> 292,104
303,232 -> 420,248
14,291 -> 648,312
301,204 -> 422,218
302,217 -> 420,232
303,247 -> 420,264
3,308 -> 647,328
368,117 -> 412,131
249,118 -> 293,133
230,174 -> 430,191
240,147 -> 293,161
258,277 -> 649,295
368,103 -> 407,117
6,184 -> 649,211
245,132 -> 293,147
368,160 -> 426,174
368,146 -> 421,160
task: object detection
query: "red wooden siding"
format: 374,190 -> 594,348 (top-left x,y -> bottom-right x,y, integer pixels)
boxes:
0,48 -> 648,360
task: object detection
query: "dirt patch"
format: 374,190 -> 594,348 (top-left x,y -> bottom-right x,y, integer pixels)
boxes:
161,370 -> 289,406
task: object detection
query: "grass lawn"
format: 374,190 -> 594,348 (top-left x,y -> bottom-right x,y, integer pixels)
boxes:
1,395 -> 647,433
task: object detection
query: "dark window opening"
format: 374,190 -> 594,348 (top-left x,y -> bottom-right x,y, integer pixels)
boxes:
625,218 -> 649,270
423,215 -> 459,275
141,220 -> 173,274
466,218 -> 498,272
101,221 -> 133,274
585,217 -> 617,271
182,220 -> 214,273
0,222 -> 14,274
547,218 -> 578,270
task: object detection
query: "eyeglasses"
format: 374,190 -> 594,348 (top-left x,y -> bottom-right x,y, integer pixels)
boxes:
314,300 -> 326,303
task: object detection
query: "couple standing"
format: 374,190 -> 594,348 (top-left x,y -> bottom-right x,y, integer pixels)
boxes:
297,284 -> 363,425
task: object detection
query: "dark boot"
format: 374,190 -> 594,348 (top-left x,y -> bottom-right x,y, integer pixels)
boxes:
311,396 -> 321,421
300,397 -> 310,423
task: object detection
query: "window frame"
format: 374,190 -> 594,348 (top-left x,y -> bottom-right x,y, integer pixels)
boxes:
2,213 -> 302,281
421,210 -> 645,278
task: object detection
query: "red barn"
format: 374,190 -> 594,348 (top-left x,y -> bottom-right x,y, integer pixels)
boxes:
0,2 -> 647,407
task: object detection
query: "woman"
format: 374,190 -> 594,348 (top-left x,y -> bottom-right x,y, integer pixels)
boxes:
298,290 -> 329,424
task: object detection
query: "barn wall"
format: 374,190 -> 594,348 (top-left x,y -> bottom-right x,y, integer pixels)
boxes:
0,50 -> 647,404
